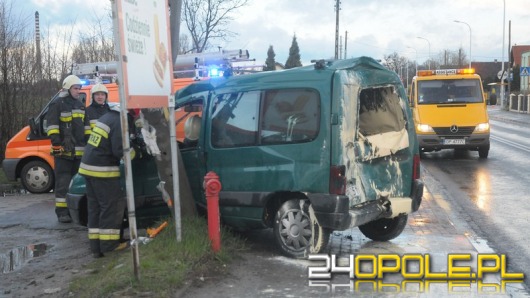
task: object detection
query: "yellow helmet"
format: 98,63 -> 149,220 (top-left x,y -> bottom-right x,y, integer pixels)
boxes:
62,75 -> 82,90
90,83 -> 108,96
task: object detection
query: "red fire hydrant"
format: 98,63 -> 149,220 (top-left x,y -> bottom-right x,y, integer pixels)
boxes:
204,171 -> 222,252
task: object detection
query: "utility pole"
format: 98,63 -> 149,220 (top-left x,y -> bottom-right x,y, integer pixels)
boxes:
339,36 -> 343,59
334,0 -> 340,59
344,30 -> 348,59
508,20 -> 511,100
501,0 -> 506,109
35,12 -> 42,80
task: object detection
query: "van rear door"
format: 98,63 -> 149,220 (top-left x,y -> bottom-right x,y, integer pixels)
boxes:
353,85 -> 414,202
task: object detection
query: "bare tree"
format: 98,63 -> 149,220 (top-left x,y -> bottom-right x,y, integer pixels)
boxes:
0,0 -> 87,161
0,0 -> 37,159
71,9 -> 114,63
182,0 -> 249,53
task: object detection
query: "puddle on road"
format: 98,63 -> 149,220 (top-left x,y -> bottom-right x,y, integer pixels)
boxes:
0,243 -> 48,273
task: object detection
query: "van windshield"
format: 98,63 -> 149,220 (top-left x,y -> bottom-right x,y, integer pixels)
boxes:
417,79 -> 482,104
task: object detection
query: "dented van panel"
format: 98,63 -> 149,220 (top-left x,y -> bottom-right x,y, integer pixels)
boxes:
335,66 -> 415,209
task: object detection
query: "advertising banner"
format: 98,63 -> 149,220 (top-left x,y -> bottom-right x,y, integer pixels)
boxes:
115,0 -> 173,108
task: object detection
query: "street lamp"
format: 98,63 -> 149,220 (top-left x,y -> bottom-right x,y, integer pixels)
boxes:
407,46 -> 418,75
417,36 -> 431,70
454,20 -> 472,69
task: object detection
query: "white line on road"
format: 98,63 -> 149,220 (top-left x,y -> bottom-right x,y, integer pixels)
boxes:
490,135 -> 530,153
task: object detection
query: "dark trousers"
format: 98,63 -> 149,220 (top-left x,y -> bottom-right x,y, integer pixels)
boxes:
54,157 -> 81,218
85,177 -> 126,254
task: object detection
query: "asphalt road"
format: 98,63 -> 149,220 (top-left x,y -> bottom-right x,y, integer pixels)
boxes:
0,192 -> 91,297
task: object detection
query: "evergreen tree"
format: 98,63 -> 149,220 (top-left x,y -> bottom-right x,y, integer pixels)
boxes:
263,45 -> 276,71
285,35 -> 302,69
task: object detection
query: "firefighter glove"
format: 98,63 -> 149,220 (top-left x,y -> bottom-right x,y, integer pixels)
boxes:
63,138 -> 75,152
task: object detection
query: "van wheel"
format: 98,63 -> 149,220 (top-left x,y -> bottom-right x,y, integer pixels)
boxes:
307,204 -> 331,255
20,161 -> 54,194
478,146 -> 489,159
358,214 -> 408,241
273,199 -> 330,258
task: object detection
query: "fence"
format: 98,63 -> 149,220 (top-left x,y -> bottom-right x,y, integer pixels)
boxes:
509,93 -> 530,113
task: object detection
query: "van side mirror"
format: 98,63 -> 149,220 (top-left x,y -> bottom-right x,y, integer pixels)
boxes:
29,118 -> 39,135
79,93 -> 87,105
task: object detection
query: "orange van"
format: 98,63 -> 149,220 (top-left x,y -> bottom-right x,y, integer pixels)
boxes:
2,78 -> 199,193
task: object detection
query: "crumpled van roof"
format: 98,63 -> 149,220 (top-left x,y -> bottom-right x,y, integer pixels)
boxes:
176,56 -> 400,105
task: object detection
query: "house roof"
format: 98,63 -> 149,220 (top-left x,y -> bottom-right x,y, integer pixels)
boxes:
511,45 -> 530,66
471,61 -> 508,84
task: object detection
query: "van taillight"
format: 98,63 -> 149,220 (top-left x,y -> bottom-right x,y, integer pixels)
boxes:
413,154 -> 421,180
329,165 -> 346,195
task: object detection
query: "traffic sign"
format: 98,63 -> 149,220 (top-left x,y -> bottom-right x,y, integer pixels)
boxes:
520,67 -> 530,76
497,70 -> 508,80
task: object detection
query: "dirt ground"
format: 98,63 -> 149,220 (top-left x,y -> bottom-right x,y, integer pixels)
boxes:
0,192 -> 94,297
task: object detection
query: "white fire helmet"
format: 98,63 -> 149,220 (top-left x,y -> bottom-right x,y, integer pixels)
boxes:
62,75 -> 82,90
90,83 -> 108,96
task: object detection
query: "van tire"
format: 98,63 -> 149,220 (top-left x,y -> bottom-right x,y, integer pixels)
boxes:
273,199 -> 329,258
478,146 -> 489,159
20,161 -> 54,194
358,214 -> 408,241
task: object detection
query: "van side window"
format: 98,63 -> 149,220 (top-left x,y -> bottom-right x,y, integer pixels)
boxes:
358,86 -> 405,136
261,89 -> 319,144
211,91 -> 260,148
210,88 -> 320,148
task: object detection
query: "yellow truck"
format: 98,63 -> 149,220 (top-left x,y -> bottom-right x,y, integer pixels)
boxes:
409,68 -> 490,158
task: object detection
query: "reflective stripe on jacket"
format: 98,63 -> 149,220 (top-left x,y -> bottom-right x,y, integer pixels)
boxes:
45,94 -> 90,158
79,110 -> 123,179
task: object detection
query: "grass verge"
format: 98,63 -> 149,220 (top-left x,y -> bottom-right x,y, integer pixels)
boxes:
0,167 -> 12,184
69,216 -> 247,297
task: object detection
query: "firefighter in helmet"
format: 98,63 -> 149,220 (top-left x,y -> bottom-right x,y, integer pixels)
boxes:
86,83 -> 110,129
79,104 -> 134,257
45,74 -> 91,223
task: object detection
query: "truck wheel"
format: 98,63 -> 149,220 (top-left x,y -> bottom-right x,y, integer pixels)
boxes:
20,161 -> 54,194
478,146 -> 489,159
273,199 -> 330,258
358,214 -> 408,241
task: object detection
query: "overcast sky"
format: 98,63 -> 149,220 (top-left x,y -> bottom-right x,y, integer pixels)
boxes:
21,0 -> 530,67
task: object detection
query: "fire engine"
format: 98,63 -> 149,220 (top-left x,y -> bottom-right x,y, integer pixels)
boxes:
2,50 -> 255,193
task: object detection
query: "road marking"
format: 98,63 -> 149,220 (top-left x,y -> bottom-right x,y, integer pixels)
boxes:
490,135 -> 530,153
432,193 -> 451,212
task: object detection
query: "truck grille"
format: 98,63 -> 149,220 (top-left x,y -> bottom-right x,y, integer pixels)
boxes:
432,126 -> 474,136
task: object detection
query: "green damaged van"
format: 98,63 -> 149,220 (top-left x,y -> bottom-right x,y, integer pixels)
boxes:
176,57 -> 423,258
68,57 -> 423,258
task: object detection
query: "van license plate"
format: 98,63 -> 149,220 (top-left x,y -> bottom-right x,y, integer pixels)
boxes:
444,139 -> 465,145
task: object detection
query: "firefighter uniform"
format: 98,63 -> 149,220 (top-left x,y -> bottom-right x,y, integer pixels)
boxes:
79,105 -> 127,255
45,75 -> 91,223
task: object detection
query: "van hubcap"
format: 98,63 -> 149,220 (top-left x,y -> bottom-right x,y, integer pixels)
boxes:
279,209 -> 311,250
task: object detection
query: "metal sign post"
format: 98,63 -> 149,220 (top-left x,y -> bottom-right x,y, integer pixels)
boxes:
168,95 -> 182,241
111,0 -> 176,280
